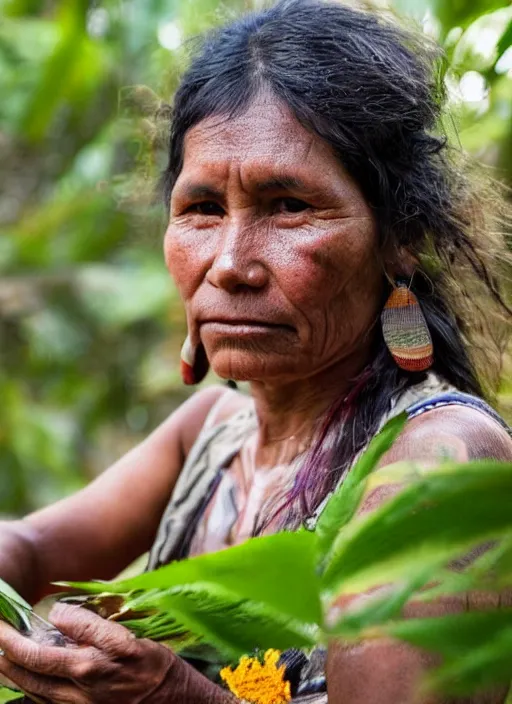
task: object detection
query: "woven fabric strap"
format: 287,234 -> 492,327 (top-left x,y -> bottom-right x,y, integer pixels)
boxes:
406,390 -> 511,436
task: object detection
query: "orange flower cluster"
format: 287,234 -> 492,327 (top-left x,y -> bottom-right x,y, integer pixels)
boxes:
220,649 -> 292,704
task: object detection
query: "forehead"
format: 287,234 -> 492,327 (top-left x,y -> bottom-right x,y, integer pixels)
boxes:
180,94 -> 346,182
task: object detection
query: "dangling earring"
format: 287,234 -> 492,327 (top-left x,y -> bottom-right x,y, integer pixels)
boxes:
381,278 -> 433,372
180,335 -> 209,385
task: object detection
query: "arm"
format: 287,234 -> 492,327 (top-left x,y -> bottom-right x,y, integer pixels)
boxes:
326,405 -> 512,704
0,385 -> 231,603
0,385 -> 249,703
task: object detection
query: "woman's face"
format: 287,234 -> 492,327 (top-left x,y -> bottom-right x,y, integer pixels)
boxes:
165,94 -> 382,383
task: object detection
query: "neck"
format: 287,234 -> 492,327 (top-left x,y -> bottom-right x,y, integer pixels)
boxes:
249,348 -> 371,466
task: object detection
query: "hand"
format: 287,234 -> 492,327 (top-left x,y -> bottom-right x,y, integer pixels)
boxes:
0,603 -> 234,704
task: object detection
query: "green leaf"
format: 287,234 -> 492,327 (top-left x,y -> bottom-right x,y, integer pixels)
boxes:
327,568 -> 432,637
0,595 -> 30,633
426,628 -> 512,695
0,688 -> 24,703
126,583 -> 316,658
0,579 -> 31,632
495,18 -> 512,67
433,0 -> 512,37
321,460 -> 512,595
506,682 -> 512,704
0,578 -> 31,611
76,262 -> 172,329
383,611 -> 512,694
416,537 -> 512,602
316,412 -> 408,562
385,609 -> 512,657
20,0 -> 90,141
61,531 -> 322,625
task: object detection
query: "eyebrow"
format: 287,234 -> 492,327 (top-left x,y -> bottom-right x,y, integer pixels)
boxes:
180,175 -> 309,201
181,185 -> 224,201
254,176 -> 308,193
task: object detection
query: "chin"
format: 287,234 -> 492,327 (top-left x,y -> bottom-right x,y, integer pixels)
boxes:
210,349 -> 300,383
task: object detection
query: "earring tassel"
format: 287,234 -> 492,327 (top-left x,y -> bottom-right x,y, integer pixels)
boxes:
381,285 -> 433,372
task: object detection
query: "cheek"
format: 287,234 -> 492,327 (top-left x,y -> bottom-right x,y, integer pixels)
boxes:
277,220 -> 380,310
274,220 -> 382,358
163,224 -> 209,301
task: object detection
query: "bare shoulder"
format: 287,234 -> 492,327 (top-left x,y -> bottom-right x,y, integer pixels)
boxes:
382,403 -> 512,465
360,404 -> 511,517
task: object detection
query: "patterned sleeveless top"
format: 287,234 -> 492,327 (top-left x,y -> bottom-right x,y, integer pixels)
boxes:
147,372 -> 509,703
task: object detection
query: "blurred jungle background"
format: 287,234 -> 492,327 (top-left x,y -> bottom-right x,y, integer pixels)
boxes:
0,0 -> 511,517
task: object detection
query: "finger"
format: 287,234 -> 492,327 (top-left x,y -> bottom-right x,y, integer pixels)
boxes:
0,621 -> 98,678
50,603 -> 136,654
0,654 -> 87,704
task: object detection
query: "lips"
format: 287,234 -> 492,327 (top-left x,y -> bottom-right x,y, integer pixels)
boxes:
201,318 -> 290,327
199,318 -> 295,332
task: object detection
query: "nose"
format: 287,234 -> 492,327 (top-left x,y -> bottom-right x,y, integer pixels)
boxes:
206,222 -> 269,293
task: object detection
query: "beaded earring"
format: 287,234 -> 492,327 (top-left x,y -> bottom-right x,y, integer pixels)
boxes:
381,279 -> 433,372
180,335 -> 209,385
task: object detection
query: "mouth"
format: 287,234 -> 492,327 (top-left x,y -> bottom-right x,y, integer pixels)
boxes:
200,319 -> 295,335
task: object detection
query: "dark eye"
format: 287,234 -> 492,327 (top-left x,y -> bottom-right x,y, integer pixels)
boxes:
276,197 -> 310,214
188,201 -> 224,216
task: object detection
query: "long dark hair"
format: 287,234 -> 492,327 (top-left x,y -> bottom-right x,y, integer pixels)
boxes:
162,0 -> 511,528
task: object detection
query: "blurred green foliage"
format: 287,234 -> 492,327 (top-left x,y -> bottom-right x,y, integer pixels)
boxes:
0,0 -> 511,517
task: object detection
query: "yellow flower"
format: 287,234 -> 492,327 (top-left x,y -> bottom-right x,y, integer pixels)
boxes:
220,649 -> 292,704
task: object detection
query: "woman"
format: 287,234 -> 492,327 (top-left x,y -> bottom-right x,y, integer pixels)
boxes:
0,0 -> 511,702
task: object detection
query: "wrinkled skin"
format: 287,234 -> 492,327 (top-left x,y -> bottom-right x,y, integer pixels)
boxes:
0,604 -> 232,704
166,93 -> 382,388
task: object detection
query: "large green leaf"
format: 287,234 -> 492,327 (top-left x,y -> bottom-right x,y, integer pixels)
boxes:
426,629 -> 512,695
384,611 -> 512,694
315,412 -> 407,562
327,568 -> 432,637
322,461 -> 512,595
384,609 -> 512,657
125,583 -> 316,658
61,530 -> 322,624
415,536 -> 512,602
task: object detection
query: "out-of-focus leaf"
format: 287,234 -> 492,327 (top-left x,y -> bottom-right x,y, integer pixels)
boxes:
327,568 -> 431,637
384,611 -> 512,694
416,537 -> 512,602
384,609 -> 512,657
451,7 -> 512,75
426,629 -> 512,695
76,262 -> 172,329
23,308 -> 90,363
322,461 -> 512,595
433,0 -> 511,37
316,413 -> 408,562
0,688 -> 24,702
496,18 -> 512,62
20,0 -> 89,141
